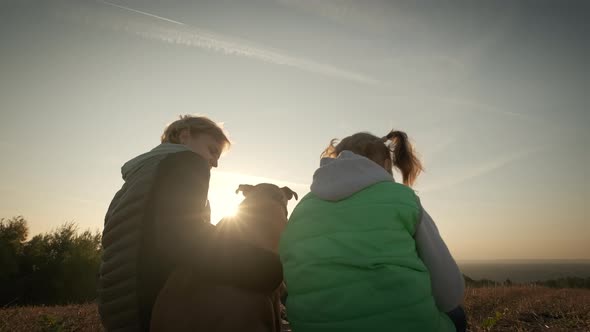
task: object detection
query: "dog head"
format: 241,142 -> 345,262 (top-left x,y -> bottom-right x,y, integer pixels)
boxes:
235,183 -> 298,215
217,183 -> 298,253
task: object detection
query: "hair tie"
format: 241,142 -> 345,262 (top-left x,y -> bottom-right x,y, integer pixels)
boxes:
381,131 -> 395,142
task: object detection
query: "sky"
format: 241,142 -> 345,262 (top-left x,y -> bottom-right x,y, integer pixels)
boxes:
0,0 -> 588,260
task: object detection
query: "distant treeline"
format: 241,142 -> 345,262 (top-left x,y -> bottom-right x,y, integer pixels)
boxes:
1,216 -> 589,307
0,216 -> 101,306
464,274 -> 590,289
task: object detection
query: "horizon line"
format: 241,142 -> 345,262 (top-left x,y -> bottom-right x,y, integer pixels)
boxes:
457,258 -> 590,263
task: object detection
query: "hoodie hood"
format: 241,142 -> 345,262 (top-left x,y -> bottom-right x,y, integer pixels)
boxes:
121,143 -> 191,180
310,150 -> 394,201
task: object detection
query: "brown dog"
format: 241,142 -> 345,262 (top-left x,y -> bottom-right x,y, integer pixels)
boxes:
150,183 -> 297,332
217,184 -> 298,252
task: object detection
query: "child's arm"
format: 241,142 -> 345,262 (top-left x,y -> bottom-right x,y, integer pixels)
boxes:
414,208 -> 464,312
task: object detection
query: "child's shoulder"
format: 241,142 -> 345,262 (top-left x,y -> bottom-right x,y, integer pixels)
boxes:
365,181 -> 416,196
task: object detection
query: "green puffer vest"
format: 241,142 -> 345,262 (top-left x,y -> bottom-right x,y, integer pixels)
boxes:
279,181 -> 455,332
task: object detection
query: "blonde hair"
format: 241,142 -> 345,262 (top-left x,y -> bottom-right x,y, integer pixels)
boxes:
321,130 -> 423,187
161,115 -> 231,151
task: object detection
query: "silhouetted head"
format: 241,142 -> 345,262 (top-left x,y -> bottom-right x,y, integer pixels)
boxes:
235,183 -> 298,211
161,115 -> 231,168
321,130 -> 423,187
217,183 -> 298,252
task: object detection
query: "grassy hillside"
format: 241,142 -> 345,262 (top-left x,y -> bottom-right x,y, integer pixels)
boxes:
1,286 -> 589,331
464,286 -> 590,331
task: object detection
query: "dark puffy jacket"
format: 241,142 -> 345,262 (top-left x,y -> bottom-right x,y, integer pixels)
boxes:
98,144 -> 283,331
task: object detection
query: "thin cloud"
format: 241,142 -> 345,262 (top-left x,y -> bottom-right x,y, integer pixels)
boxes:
277,0 -> 522,86
83,1 -> 380,85
436,96 -> 533,119
421,136 -> 456,164
418,145 -> 545,193
277,0 -> 466,67
277,0 -> 425,35
387,94 -> 535,120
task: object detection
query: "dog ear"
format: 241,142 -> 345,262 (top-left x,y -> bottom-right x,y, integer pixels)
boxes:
281,187 -> 298,201
236,184 -> 255,196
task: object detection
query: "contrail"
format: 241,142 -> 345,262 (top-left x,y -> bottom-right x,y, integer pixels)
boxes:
97,0 -> 186,26
421,136 -> 456,164
386,94 -> 535,119
437,96 -> 532,119
90,0 -> 380,85
418,145 -> 545,193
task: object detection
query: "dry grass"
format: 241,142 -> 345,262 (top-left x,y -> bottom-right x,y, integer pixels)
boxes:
464,286 -> 590,331
0,286 -> 588,331
0,303 -> 102,332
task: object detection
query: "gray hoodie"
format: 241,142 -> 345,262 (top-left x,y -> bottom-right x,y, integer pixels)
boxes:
310,150 -> 464,312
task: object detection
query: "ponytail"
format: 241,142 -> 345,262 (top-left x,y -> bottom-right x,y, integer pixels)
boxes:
321,130 -> 424,187
384,130 -> 423,187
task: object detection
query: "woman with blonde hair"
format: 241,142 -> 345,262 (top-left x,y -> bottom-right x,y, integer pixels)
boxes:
279,130 -> 466,331
98,115 -> 283,331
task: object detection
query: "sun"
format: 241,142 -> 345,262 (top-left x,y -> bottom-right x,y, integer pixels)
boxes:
223,203 -> 240,218
207,185 -> 244,224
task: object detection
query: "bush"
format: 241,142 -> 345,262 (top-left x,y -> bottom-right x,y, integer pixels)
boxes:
0,217 -> 101,306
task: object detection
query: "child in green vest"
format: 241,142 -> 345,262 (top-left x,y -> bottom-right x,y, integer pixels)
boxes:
279,130 -> 466,332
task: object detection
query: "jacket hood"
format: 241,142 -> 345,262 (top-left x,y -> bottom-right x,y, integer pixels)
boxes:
121,143 -> 191,180
310,150 -> 394,201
